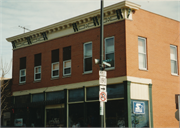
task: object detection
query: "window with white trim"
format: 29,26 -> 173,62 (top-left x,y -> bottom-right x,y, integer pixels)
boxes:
52,62 -> 59,77
105,37 -> 115,68
51,49 -> 59,78
34,53 -> 41,81
138,37 -> 147,70
84,42 -> 92,72
170,45 -> 178,75
34,66 -> 41,81
19,57 -> 26,83
63,46 -> 71,76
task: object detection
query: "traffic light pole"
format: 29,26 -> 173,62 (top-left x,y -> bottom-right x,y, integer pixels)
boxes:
100,0 -> 104,127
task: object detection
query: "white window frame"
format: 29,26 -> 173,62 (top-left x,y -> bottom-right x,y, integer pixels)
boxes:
51,62 -> 59,78
63,60 -> 71,76
170,45 -> 178,75
34,66 -> 41,81
19,69 -> 26,83
138,37 -> 147,70
105,36 -> 115,69
83,42 -> 92,73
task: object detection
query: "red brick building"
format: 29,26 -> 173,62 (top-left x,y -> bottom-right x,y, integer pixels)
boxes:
6,1 -> 180,127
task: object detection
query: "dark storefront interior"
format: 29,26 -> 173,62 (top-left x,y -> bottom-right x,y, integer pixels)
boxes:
11,83 -> 150,127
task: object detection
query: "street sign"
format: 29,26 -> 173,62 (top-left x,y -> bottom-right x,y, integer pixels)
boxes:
99,76 -> 107,85
100,85 -> 106,92
99,91 -> 107,102
99,70 -> 107,77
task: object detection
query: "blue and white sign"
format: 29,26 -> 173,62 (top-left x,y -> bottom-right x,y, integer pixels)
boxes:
133,101 -> 145,114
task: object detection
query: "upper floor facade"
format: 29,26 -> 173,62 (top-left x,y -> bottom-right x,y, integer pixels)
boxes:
6,1 -> 179,93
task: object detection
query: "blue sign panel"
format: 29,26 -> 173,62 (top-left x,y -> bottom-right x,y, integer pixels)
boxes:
133,101 -> 145,114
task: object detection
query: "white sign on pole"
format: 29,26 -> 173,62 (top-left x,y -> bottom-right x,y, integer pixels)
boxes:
99,71 -> 107,77
100,101 -> 104,115
99,91 -> 107,102
99,76 -> 107,85
100,85 -> 106,92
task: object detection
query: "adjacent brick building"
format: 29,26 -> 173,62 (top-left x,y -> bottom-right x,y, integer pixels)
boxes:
6,1 -> 180,127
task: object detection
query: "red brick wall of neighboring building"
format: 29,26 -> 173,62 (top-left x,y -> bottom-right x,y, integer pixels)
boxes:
126,9 -> 180,127
12,20 -> 126,92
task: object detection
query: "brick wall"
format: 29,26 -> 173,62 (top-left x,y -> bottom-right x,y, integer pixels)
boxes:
126,9 -> 180,127
12,20 -> 126,92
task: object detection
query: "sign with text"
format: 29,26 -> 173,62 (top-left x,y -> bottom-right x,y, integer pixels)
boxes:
99,76 -> 107,85
99,71 -> 107,77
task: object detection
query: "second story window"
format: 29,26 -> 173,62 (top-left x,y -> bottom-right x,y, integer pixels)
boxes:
34,53 -> 41,81
170,45 -> 178,75
19,57 -> 26,83
51,49 -> 59,78
138,37 -> 147,70
63,46 -> 71,76
84,42 -> 92,73
105,37 -> 115,69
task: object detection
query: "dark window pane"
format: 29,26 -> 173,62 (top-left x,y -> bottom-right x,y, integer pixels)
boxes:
69,88 -> 84,102
69,104 -> 84,127
131,100 -> 149,127
20,57 -> 26,69
34,53 -> 41,66
86,86 -> 99,100
35,74 -> 41,80
52,49 -> 59,63
85,57 -> 92,72
106,100 -> 125,127
46,107 -> 65,127
46,91 -> 64,101
32,93 -> 44,102
53,70 -> 59,77
86,102 -> 100,127
21,76 -> 26,82
15,95 -> 30,104
107,84 -> 124,99
63,46 -> 71,61
64,68 -> 71,74
106,53 -> 114,68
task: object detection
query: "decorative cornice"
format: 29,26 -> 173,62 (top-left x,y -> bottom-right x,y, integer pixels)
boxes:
6,1 -> 140,49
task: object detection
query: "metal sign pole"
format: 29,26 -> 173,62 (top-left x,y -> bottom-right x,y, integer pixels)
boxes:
100,0 -> 104,127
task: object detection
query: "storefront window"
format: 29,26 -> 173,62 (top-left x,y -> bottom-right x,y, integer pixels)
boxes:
86,86 -> 99,100
107,84 -> 124,99
69,103 -> 84,127
46,105 -> 65,127
106,100 -> 125,127
30,107 -> 44,127
131,100 -> 149,127
15,95 -> 30,104
32,93 -> 44,102
86,102 -> 100,127
46,91 -> 64,101
69,88 -> 84,102
14,108 -> 27,127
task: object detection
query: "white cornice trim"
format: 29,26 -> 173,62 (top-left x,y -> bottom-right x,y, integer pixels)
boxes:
12,76 -> 151,96
6,1 -> 140,43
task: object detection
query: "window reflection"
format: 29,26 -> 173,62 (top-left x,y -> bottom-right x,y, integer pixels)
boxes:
69,88 -> 84,102
86,86 -> 99,101
107,84 -> 124,99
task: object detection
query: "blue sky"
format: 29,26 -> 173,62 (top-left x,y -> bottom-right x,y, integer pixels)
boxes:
0,0 -> 180,78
